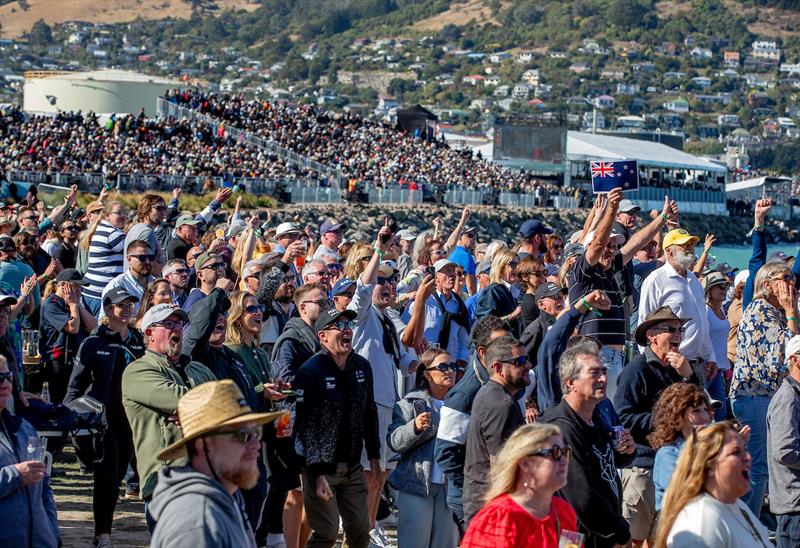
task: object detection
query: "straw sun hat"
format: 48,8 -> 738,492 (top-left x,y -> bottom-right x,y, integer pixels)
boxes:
157,380 -> 283,462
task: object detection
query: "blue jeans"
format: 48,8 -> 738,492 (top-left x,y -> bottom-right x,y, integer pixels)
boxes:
83,295 -> 102,318
445,478 -> 465,535
599,346 -> 625,402
144,500 -> 156,534
705,370 -> 729,421
777,514 -> 800,548
731,395 -> 771,518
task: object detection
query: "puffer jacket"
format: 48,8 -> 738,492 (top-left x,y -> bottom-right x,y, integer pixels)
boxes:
387,388 -> 445,498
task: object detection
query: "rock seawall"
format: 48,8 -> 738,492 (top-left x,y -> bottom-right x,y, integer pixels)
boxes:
269,204 -> 799,245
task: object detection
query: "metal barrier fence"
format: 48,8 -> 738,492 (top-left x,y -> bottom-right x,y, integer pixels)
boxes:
156,98 -> 345,186
368,188 -> 423,205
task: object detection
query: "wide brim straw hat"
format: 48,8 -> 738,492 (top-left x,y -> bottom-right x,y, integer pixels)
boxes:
157,379 -> 283,462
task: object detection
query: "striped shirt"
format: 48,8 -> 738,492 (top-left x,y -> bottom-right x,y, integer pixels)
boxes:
83,221 -> 126,300
567,252 -> 627,346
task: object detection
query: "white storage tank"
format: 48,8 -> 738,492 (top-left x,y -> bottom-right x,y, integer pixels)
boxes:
23,69 -> 181,116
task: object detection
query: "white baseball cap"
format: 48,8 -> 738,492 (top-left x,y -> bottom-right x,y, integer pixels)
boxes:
787,335 -> 800,363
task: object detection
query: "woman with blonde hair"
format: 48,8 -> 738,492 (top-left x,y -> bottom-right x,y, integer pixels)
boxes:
75,200 -> 107,275
475,248 -> 522,335
655,421 -> 771,548
730,259 -> 798,516
342,241 -> 374,282
462,423 -> 577,547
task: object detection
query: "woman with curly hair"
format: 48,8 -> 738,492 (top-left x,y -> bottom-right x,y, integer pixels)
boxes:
648,383 -> 714,512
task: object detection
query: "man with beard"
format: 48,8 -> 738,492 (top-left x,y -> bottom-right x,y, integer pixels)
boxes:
14,228 -> 59,283
541,342 -> 636,548
462,336 -> 529,524
148,380 -> 281,548
261,262 -> 296,356
122,304 -> 215,531
293,307 -> 380,548
125,194 -> 167,275
52,220 -> 80,269
183,251 -> 230,311
569,188 -> 677,400
163,259 -> 190,308
638,228 -> 717,381
516,219 -> 553,260
99,240 -> 155,321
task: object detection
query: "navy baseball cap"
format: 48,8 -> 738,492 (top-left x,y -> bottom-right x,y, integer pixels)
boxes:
320,219 -> 346,234
518,219 -> 554,239
332,278 -> 356,297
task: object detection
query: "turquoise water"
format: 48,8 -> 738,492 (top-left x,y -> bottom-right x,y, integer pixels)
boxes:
700,244 -> 800,271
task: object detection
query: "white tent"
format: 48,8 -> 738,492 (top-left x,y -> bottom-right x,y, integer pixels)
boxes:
567,131 -> 727,173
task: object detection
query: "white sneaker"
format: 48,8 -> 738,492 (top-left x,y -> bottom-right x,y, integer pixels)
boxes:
95,535 -> 114,548
368,526 -> 390,548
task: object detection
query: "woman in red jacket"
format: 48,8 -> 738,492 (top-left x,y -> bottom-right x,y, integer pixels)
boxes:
462,423 -> 580,548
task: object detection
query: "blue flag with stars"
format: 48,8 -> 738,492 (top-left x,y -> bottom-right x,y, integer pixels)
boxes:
590,160 -> 640,193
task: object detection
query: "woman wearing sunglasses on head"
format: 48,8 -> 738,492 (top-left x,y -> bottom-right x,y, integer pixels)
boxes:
461,423 -> 578,548
387,348 -> 460,548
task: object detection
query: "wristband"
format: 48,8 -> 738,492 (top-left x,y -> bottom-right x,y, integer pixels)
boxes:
373,247 -> 384,260
660,213 -> 669,220
581,297 -> 593,312
789,316 -> 798,323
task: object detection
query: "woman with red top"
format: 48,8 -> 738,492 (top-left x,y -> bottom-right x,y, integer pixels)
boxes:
462,423 -> 579,548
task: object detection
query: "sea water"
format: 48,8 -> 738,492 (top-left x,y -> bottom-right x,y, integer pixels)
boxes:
699,244 -> 800,271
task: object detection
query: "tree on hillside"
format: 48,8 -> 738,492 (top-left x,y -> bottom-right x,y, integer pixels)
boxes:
28,19 -> 53,47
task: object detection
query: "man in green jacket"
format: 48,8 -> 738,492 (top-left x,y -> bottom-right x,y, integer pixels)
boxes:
122,303 -> 215,532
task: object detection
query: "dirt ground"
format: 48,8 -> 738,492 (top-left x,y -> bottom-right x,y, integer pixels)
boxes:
52,447 -> 150,548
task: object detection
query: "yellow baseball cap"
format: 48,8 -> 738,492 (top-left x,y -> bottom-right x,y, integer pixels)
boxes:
662,228 -> 700,250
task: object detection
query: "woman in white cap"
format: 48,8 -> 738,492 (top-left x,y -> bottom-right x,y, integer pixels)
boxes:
704,272 -> 731,421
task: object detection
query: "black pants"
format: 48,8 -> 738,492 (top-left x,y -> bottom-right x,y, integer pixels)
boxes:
93,424 -> 133,536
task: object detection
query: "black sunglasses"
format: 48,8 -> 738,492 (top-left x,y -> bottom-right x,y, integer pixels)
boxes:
500,356 -> 529,368
377,276 -> 397,285
326,319 -> 355,331
426,362 -> 459,373
203,263 -> 226,271
129,254 -> 154,262
653,326 -> 685,334
245,304 -> 266,314
529,445 -> 572,462
0,371 -> 13,383
208,426 -> 262,444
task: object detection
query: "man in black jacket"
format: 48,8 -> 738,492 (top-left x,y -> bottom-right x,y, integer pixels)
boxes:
613,306 -> 701,547
541,341 -> 636,548
521,281 -> 564,365
294,307 -> 380,548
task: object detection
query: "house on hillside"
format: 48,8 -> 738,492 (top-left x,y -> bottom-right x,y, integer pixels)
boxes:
724,51 -> 740,67
484,75 -> 501,86
462,75 -> 485,86
780,63 -> 800,76
512,83 -> 532,99
697,125 -> 719,139
663,98 -> 689,112
616,115 -> 646,129
493,85 -> 510,97
690,47 -> 713,59
517,51 -> 535,63
718,114 -> 740,127
592,95 -> 616,109
691,76 -> 712,89
753,40 -> 781,62
617,83 -> 640,95
570,63 -> 590,74
602,68 -> 625,80
522,69 -> 540,86
489,52 -> 511,63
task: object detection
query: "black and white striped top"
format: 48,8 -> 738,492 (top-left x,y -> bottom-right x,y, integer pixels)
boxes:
83,221 -> 126,300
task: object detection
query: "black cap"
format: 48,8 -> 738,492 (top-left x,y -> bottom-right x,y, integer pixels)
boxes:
103,287 -> 139,307
55,268 -> 88,286
534,282 -> 562,301
314,308 -> 357,332
0,236 -> 15,252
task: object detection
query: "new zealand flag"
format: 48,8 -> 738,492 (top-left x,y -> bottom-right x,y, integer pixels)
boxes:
590,160 -> 640,193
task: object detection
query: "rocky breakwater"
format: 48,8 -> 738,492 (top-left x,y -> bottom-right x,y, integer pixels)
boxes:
270,204 -> 800,245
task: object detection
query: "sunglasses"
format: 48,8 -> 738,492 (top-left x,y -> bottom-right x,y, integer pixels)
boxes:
152,205 -> 167,212
430,249 -> 446,257
170,269 -> 190,276
63,226 -> 79,231
327,319 -> 355,331
307,270 -> 330,278
209,426 -> 262,444
203,263 -> 226,271
0,371 -> 13,384
245,304 -> 266,315
509,261 -> 519,269
533,270 -> 548,277
153,319 -> 186,331
130,254 -> 154,262
18,238 -> 36,245
377,276 -> 397,285
529,444 -> 572,462
110,210 -> 127,216
21,216 -> 37,222
112,302 -> 135,311
302,298 -> 333,308
327,263 -> 343,271
653,326 -> 686,334
426,362 -> 459,373
500,356 -> 529,368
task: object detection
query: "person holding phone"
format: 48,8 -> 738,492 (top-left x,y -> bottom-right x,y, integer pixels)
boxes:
387,348 -> 459,548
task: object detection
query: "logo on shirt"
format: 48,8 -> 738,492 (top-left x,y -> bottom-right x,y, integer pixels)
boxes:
325,376 -> 336,390
355,370 -> 366,383
593,443 -> 620,500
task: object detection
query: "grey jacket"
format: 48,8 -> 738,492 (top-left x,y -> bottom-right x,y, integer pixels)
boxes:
149,466 -> 257,548
387,388 -> 444,498
767,375 -> 800,515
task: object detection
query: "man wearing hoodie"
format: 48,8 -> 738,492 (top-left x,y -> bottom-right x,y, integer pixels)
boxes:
149,380 -> 282,548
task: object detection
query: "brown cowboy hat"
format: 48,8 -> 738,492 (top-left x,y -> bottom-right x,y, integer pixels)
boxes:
157,380 -> 283,462
634,305 -> 690,346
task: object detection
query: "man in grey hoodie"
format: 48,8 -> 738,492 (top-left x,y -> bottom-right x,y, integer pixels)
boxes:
148,380 -> 281,548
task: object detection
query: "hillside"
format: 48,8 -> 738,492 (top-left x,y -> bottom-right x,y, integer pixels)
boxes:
0,0 -> 259,38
